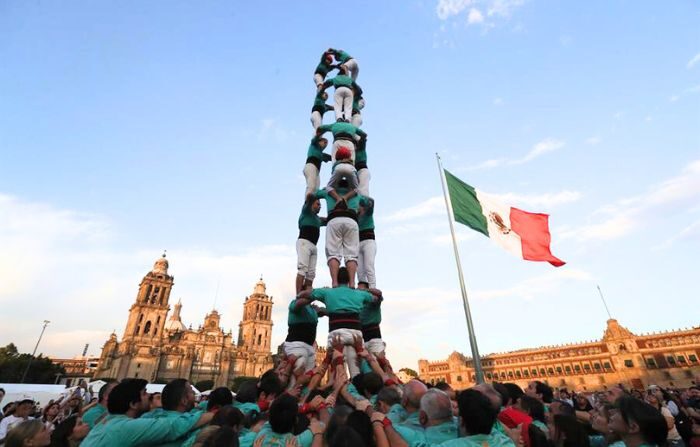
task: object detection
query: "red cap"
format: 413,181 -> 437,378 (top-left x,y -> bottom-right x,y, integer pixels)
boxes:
336,147 -> 351,160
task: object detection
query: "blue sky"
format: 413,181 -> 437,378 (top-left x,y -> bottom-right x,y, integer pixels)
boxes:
1,0 -> 699,371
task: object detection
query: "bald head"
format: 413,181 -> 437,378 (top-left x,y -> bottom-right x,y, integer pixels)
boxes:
473,384 -> 503,411
403,380 -> 428,411
420,389 -> 453,424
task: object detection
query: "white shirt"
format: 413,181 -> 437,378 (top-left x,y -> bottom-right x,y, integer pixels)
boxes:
0,415 -> 30,440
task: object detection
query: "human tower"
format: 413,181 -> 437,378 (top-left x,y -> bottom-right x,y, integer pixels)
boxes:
285,49 -> 386,385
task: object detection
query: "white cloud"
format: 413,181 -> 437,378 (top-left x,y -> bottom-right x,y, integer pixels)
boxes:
384,196 -> 445,222
561,159 -> 700,242
473,268 -> 593,301
494,190 -> 582,208
585,136 -> 601,145
492,97 -> 504,106
669,95 -> 679,102
653,219 -> 700,250
468,8 -> 485,24
687,53 -> 700,69
466,138 -> 565,170
436,0 -> 526,26
436,0 -> 473,20
257,118 -> 294,143
0,192 -> 301,358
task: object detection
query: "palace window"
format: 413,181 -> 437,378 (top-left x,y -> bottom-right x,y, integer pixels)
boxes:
556,367 -> 563,374
667,356 -> 676,365
515,370 -> 521,378
583,364 -> 591,371
677,356 -> 687,364
540,368 -> 546,375
486,373 -> 492,380
508,371 -> 514,378
565,366 -> 572,374
624,360 -> 634,368
689,355 -> 698,363
523,370 -> 529,377
548,368 -> 554,375
531,369 -> 537,376
594,363 -> 601,370
457,375 -> 463,382
574,365 -> 581,372
603,362 -> 612,370
646,358 -> 657,368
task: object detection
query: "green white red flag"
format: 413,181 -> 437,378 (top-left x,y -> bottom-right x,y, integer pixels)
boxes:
444,169 -> 565,267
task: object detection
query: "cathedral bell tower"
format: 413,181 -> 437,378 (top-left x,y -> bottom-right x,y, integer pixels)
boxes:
122,253 -> 174,341
237,277 -> 273,353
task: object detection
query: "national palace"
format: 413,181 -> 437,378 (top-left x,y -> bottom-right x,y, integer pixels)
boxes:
419,319 -> 700,391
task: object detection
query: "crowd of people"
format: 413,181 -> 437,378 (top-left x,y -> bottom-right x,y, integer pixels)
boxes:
2,356 -> 700,446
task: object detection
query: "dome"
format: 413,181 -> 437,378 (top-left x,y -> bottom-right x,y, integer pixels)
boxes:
253,276 -> 266,295
164,318 -> 187,333
152,253 -> 169,275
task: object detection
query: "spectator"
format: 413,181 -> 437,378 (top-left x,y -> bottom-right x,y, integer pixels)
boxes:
609,396 -> 668,447
82,381 -> 118,429
550,414 -> 590,447
5,420 -> 51,447
49,415 -> 90,447
645,391 -> 685,446
0,399 -> 35,441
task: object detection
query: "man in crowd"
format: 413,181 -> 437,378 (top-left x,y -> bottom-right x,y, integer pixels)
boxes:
302,136 -> 331,197
81,378 -> 211,446
296,195 -> 323,294
318,66 -> 362,123
298,267 -> 382,377
525,380 -> 554,406
313,180 -> 367,287
316,120 -> 367,163
0,399 -> 34,442
388,388 -> 459,446
282,294 -> 322,390
83,381 -> 118,428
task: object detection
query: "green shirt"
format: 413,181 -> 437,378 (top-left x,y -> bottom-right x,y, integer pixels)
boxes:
239,430 -> 258,447
306,137 -> 329,162
360,298 -> 381,325
317,122 -> 367,140
396,420 -> 459,447
315,187 -> 365,213
399,411 -> 424,431
298,200 -> 321,230
81,413 -> 200,447
310,285 -> 374,314
140,409 -> 204,447
333,49 -> 352,63
327,74 -> 354,88
233,401 -> 260,415
82,404 -> 107,429
288,299 -> 318,325
386,403 -> 408,424
254,423 -> 313,447
358,197 -> 374,231
437,432 -> 516,446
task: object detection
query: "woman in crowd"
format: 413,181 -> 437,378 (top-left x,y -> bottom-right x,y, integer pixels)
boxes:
645,392 -> 685,446
49,416 -> 90,447
41,403 -> 61,431
609,396 -> 668,447
589,404 -> 623,447
550,414 -> 590,447
5,420 -> 52,447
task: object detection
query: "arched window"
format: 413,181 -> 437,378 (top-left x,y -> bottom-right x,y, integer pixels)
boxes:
144,321 -> 152,334
258,334 -> 262,345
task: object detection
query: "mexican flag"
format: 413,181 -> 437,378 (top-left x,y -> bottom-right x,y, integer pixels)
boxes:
444,170 -> 565,267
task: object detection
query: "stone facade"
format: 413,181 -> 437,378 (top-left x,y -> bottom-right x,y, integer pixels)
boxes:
419,319 -> 700,391
94,255 -> 274,387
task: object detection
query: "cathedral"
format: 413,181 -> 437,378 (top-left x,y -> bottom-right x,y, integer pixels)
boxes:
93,254 -> 274,387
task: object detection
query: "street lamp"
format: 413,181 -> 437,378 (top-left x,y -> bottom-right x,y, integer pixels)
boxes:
21,320 -> 50,383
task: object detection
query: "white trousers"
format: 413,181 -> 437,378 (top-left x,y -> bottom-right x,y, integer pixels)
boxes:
351,112 -> 362,128
313,73 -> 324,87
358,239 -> 377,288
327,328 -> 364,378
325,217 -> 359,263
365,338 -> 385,356
303,163 -> 320,197
332,139 -> 356,163
283,341 -> 317,372
342,59 -> 359,81
357,167 -> 370,197
310,111 -> 323,133
327,163 -> 358,191
296,238 -> 318,280
334,86 -> 353,121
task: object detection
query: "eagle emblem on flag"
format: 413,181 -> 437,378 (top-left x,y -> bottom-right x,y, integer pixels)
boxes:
489,211 -> 511,235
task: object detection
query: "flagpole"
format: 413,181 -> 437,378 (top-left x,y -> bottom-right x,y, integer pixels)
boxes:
436,153 -> 485,384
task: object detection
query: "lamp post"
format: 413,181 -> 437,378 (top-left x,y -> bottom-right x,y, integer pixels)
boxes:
21,320 -> 50,383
